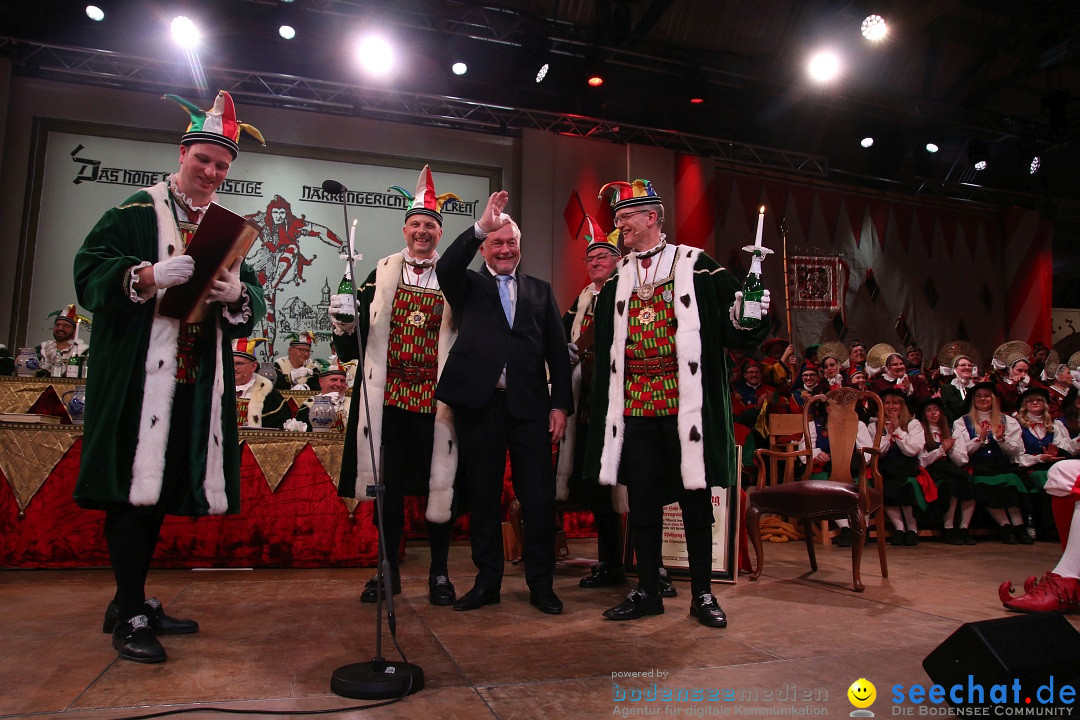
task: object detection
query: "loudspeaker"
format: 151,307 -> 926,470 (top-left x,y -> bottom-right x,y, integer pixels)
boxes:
923,614 -> 1080,708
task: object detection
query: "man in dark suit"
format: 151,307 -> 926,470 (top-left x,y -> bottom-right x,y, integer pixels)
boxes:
435,190 -> 573,615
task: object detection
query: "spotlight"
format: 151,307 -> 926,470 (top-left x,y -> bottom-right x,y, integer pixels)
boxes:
356,34 -> 395,77
925,142 -> 939,153
969,142 -> 989,171
279,25 -> 295,40
586,51 -> 604,87
170,16 -> 201,47
86,5 -> 104,21
1029,156 -> 1041,175
452,61 -> 467,76
535,62 -> 549,83
861,137 -> 874,148
861,14 -> 888,42
807,50 -> 840,83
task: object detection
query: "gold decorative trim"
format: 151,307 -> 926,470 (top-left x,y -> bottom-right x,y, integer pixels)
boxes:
0,423 -> 79,514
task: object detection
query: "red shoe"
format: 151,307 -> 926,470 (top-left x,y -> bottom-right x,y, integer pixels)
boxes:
1003,573 -> 1080,614
998,575 -> 1045,605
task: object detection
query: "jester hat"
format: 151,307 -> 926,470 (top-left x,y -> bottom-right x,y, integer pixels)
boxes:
285,331 -> 316,348
164,90 -> 265,158
48,304 -> 89,327
388,165 -> 460,226
232,337 -> 267,362
579,215 -> 620,257
598,178 -> 662,212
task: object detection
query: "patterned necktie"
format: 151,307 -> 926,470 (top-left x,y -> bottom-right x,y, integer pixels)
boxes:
496,274 -> 513,324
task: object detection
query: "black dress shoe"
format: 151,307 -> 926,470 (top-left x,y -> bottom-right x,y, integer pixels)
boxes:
603,589 -> 664,621
112,614 -> 166,663
428,574 -> 457,606
942,528 -> 962,545
1015,526 -> 1035,545
890,528 -> 906,546
579,562 -> 626,588
529,589 -> 564,615
905,530 -> 919,546
453,585 -> 500,611
960,527 -> 976,545
835,526 -> 852,547
360,572 -> 402,603
1001,524 -> 1018,545
658,567 -> 677,598
690,592 -> 728,628
103,598 -> 199,635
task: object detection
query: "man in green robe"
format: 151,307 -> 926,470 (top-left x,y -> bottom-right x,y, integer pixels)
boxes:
73,90 -> 265,663
584,179 -> 769,628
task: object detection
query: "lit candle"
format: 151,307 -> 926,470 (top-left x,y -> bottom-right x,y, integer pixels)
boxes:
754,205 -> 765,248
348,218 -> 357,258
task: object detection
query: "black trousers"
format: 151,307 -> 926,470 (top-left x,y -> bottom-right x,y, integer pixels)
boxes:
453,393 -> 556,591
568,422 -> 622,566
377,405 -> 453,575
104,385 -> 196,622
619,415 -> 716,596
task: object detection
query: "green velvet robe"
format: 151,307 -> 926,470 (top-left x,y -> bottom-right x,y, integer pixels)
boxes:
72,183 -> 265,516
583,246 -> 766,489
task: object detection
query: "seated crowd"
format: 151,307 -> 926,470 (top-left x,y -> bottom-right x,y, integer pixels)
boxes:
730,337 -> 1080,548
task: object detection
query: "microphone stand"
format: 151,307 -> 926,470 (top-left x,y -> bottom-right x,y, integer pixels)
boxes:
324,181 -> 425,700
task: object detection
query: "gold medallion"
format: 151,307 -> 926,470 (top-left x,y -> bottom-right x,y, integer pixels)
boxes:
638,306 -> 657,325
637,282 -> 655,300
407,310 -> 426,327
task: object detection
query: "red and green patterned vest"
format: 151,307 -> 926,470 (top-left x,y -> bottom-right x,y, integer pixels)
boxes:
624,276 -> 678,417
173,219 -> 204,384
385,284 -> 443,413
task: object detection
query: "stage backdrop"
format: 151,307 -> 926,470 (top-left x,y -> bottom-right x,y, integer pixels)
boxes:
710,170 -> 1053,364
18,119 -> 499,363
519,130 -> 1052,363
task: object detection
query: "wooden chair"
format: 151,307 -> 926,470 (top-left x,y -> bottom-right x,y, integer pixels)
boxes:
745,388 -> 888,592
766,412 -> 806,486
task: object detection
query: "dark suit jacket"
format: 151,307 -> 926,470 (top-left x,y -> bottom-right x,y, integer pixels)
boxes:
435,226 -> 573,420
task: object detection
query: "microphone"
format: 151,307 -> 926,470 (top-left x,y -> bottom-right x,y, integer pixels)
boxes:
323,177 -> 425,700
322,179 -> 347,195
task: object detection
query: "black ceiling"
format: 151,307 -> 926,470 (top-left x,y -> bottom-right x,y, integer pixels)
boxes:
4,0 -> 1080,212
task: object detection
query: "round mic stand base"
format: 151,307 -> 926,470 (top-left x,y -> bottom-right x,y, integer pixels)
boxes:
331,660 -> 425,699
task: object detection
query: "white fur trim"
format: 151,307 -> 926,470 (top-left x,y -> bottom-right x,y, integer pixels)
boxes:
241,374 -> 274,428
556,285 -> 595,500
597,246 -> 706,491
130,183 -> 182,507
674,247 -> 705,490
204,324 -> 228,514
351,254 -> 459,523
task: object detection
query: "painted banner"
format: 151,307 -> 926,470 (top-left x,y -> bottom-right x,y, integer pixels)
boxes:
789,256 -> 846,312
23,124 -> 496,363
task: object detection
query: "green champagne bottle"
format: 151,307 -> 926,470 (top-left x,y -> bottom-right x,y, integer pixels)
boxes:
738,251 -> 765,329
334,268 -> 354,323
65,352 -> 82,378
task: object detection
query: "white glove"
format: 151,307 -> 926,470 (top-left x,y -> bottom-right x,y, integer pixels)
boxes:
568,343 -> 579,366
282,419 -> 308,433
290,367 -> 313,383
152,255 -> 195,289
205,259 -> 243,304
329,294 -> 357,335
329,294 -> 355,317
730,289 -> 771,329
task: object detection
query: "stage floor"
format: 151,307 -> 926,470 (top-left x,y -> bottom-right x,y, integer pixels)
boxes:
2,536 -> 1076,719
